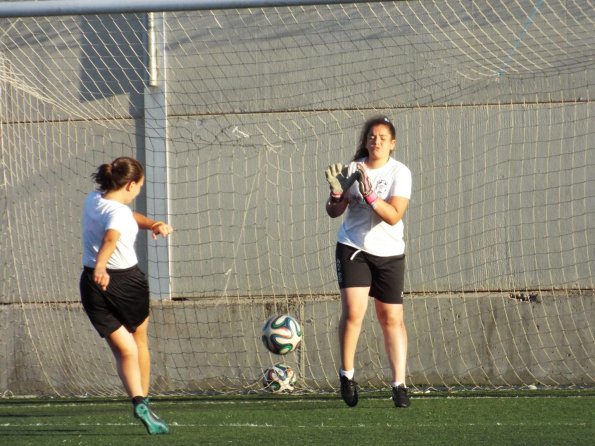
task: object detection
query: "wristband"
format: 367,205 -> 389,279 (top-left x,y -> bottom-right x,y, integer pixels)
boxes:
364,192 -> 378,206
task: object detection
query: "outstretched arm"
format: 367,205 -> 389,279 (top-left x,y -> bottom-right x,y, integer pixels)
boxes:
133,211 -> 173,240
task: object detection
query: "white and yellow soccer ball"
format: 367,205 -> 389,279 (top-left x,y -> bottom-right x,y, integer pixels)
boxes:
261,314 -> 303,355
262,363 -> 297,393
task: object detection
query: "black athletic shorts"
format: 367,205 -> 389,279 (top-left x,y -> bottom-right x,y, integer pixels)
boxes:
335,243 -> 406,304
79,265 -> 150,338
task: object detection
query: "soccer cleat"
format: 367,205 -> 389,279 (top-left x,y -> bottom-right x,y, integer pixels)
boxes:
392,385 -> 410,408
143,398 -> 165,423
134,402 -> 170,435
340,375 -> 359,407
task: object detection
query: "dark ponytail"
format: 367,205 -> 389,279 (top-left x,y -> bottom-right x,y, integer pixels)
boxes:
92,156 -> 144,191
352,116 -> 396,161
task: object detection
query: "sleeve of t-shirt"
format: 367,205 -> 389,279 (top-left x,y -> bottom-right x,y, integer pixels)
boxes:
106,205 -> 133,233
389,164 -> 412,199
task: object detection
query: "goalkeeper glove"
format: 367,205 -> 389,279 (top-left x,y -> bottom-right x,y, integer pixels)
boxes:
325,163 -> 358,202
357,163 -> 378,207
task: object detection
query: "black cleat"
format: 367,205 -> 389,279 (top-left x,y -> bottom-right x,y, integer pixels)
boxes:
392,385 -> 410,408
340,376 -> 359,407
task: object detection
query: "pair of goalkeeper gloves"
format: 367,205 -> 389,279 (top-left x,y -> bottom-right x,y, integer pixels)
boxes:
325,163 -> 378,207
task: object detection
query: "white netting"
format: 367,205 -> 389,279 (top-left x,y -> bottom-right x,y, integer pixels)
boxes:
0,1 -> 593,397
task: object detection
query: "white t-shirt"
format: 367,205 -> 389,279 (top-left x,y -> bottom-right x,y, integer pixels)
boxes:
337,157 -> 412,256
82,191 -> 139,269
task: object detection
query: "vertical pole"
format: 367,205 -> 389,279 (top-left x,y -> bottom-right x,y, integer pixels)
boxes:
144,12 -> 170,299
147,12 -> 158,87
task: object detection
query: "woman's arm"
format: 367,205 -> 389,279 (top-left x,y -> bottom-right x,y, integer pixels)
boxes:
94,228 -> 120,291
369,196 -> 409,226
325,196 -> 349,218
133,211 -> 173,239
133,211 -> 159,230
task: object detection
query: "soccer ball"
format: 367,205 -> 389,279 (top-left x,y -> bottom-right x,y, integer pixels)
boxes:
262,363 -> 297,393
261,314 -> 303,355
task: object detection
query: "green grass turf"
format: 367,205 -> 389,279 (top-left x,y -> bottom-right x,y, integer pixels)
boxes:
1,391 -> 593,445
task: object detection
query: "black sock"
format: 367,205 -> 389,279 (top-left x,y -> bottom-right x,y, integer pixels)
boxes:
132,396 -> 145,406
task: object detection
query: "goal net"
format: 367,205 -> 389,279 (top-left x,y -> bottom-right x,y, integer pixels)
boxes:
0,0 -> 593,397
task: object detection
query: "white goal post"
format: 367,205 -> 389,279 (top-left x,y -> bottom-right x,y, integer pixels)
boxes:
0,0 -> 593,397
0,0 -> 382,16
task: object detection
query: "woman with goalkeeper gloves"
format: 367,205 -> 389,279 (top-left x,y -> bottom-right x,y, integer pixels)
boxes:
80,156 -> 173,434
325,116 -> 412,408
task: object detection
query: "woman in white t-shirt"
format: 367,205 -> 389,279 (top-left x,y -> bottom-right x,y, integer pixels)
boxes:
325,116 -> 412,409
80,156 -> 173,434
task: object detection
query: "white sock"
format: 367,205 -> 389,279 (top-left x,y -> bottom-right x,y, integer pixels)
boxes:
392,381 -> 406,388
340,369 -> 355,380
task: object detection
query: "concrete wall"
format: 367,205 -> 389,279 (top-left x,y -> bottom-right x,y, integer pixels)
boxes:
1,292 -> 593,396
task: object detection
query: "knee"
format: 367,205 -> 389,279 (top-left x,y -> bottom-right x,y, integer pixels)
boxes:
116,344 -> 139,361
379,312 -> 405,329
342,309 -> 366,326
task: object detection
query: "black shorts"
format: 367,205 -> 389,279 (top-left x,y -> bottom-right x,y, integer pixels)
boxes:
79,265 -> 150,338
335,243 -> 406,304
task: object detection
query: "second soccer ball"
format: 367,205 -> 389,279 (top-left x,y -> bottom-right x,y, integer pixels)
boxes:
262,363 -> 297,392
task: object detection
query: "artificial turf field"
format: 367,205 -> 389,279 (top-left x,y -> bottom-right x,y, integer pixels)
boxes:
1,391 -> 593,445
